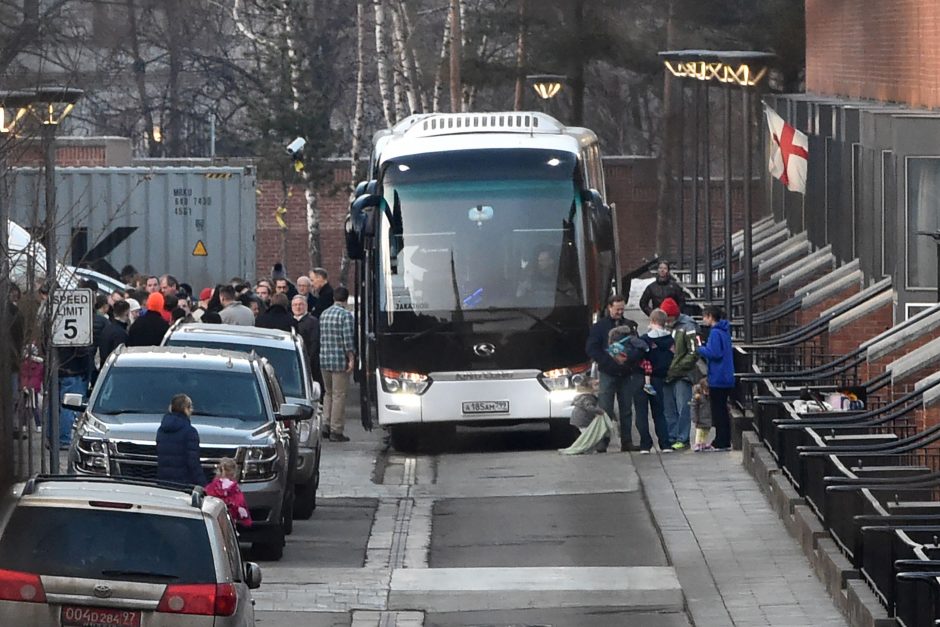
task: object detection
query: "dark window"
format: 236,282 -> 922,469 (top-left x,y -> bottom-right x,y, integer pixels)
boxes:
166,340 -> 303,398
906,157 -> 940,289
0,507 -> 215,583
94,367 -> 265,420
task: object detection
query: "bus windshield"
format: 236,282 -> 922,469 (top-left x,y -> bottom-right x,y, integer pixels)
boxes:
379,149 -> 585,314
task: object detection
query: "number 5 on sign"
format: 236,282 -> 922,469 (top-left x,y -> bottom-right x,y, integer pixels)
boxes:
51,288 -> 94,347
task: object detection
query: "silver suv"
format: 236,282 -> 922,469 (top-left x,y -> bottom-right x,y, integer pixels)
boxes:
163,323 -> 322,519
66,346 -> 300,560
0,475 -> 262,626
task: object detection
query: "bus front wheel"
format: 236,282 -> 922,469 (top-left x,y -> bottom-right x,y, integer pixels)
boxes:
549,419 -> 579,448
390,424 -> 420,452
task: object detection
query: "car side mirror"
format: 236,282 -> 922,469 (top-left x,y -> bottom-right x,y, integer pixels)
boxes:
244,562 -> 262,589
63,393 -> 87,412
277,403 -> 303,421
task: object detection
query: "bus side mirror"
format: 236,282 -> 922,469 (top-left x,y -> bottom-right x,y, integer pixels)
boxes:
350,193 -> 382,237
354,180 -> 369,197
346,213 -> 364,260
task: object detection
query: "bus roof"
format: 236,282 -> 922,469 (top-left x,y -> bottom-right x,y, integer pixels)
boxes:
373,111 -> 599,167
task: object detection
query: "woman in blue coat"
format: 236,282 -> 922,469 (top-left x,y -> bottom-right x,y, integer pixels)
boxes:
696,306 -> 734,450
156,394 -> 208,486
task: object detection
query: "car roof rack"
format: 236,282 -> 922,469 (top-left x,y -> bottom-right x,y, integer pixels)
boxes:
21,474 -> 205,508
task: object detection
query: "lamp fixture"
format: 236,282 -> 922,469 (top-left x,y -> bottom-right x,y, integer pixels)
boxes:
527,74 -> 566,100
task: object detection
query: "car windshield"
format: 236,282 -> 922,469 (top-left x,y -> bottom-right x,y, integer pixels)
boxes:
379,149 -> 585,314
0,506 -> 215,583
93,367 -> 266,420
166,339 -> 304,398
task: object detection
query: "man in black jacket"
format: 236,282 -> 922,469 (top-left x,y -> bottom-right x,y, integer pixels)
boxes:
256,293 -> 294,332
99,300 -> 130,365
310,268 -> 334,318
639,261 -> 685,316
291,295 -> 322,388
585,294 -> 645,451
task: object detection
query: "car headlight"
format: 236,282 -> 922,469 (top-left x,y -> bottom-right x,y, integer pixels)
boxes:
75,437 -> 111,474
241,446 -> 278,482
538,362 -> 592,391
298,420 -> 312,444
380,368 -> 431,395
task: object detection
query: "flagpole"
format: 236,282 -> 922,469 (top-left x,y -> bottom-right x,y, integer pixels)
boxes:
743,88 -> 754,343
723,81 -> 733,322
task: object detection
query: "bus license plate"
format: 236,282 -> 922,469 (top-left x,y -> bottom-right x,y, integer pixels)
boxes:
61,606 -> 141,627
462,400 -> 510,415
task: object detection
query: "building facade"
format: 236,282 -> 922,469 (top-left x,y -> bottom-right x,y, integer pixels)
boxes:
769,0 -> 940,319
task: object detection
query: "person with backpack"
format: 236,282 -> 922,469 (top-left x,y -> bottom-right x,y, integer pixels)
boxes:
585,295 -> 645,452
632,309 -> 673,454
662,297 -> 701,451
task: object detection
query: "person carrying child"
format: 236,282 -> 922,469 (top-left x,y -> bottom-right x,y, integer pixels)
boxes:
632,309 -> 673,454
690,373 -> 715,452
558,377 -> 616,455
205,457 -> 253,528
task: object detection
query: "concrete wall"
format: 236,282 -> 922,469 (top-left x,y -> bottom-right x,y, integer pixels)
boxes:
806,0 -> 940,107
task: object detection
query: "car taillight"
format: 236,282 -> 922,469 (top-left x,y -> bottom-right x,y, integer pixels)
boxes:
0,568 -> 46,603
156,583 -> 236,616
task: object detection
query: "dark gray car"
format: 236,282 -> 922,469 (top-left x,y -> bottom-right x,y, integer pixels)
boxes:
66,346 -> 302,560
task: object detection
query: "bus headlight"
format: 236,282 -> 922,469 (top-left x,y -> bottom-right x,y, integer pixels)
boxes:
380,368 -> 431,395
538,362 -> 592,391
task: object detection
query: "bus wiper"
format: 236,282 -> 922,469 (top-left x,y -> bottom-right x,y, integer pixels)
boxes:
485,307 -> 565,336
402,320 -> 453,343
100,569 -> 179,580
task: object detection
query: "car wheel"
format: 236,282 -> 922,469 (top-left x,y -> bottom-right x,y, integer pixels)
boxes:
282,495 -> 294,535
252,539 -> 284,561
293,481 -> 317,520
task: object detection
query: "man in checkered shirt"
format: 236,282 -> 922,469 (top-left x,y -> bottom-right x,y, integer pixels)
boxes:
318,286 -> 355,442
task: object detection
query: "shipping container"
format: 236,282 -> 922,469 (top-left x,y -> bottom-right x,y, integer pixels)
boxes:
8,166 -> 257,292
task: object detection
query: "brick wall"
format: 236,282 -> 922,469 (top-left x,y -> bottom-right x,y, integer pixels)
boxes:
603,157 -> 765,274
255,165 -> 352,285
806,0 -> 940,107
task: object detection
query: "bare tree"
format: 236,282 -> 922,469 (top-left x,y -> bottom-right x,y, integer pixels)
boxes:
448,0 -> 462,113
373,0 -> 394,126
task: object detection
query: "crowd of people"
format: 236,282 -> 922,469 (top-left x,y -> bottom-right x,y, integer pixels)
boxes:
6,262 -> 356,450
576,261 -> 734,455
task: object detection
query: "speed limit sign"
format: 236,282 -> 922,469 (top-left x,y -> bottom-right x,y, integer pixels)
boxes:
51,289 -> 94,347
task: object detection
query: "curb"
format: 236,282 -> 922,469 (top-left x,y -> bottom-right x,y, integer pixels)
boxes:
740,431 -> 893,627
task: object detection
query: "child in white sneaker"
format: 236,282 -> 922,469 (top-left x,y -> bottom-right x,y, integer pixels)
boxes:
690,377 -> 714,452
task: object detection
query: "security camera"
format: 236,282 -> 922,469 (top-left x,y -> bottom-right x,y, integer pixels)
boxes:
286,137 -> 306,158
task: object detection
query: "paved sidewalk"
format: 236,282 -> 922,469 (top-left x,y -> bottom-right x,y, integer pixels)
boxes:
633,449 -> 849,627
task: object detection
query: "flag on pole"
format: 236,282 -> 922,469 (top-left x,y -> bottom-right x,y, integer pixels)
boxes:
765,106 -> 809,194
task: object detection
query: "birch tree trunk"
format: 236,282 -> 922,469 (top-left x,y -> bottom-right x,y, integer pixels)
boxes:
342,0 -> 368,285
448,0 -> 462,113
391,0 -> 420,115
374,0 -> 394,126
432,3 -> 452,112
513,0 -> 527,111
389,5 -> 407,121
397,0 -> 425,112
125,0 -> 159,156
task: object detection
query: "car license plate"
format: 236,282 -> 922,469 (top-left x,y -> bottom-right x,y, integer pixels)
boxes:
61,606 -> 141,627
462,400 -> 510,415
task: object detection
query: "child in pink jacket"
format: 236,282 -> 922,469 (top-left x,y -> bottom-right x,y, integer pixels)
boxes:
205,457 -> 252,528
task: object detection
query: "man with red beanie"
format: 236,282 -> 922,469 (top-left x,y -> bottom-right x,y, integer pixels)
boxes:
662,297 -> 701,450
126,292 -> 170,346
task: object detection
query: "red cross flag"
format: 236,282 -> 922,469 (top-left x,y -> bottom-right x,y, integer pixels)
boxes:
765,106 -> 809,194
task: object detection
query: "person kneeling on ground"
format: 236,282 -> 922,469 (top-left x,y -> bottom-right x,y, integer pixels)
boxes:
558,378 -> 616,455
